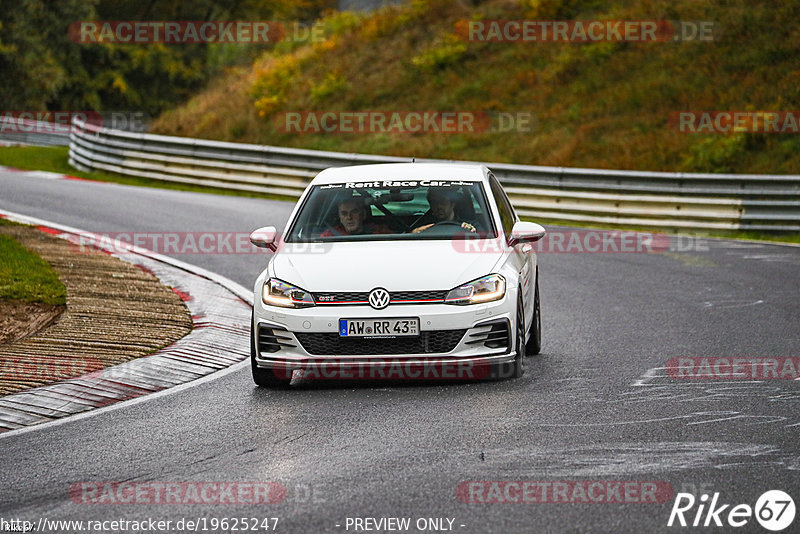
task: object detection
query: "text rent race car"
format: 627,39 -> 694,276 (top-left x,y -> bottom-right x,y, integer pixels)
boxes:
249,163 -> 545,386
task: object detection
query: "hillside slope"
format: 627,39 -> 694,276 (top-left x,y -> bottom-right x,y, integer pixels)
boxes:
152,0 -> 800,174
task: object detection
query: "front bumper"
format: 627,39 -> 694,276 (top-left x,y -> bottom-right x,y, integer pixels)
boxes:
252,298 -> 516,371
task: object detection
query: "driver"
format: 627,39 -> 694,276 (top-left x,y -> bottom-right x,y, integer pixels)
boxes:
411,188 -> 476,234
321,196 -> 392,237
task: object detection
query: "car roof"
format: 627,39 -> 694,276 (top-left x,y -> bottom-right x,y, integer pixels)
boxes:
309,163 -> 490,185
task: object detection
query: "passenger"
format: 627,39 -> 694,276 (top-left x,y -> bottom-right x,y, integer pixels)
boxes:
321,197 -> 393,237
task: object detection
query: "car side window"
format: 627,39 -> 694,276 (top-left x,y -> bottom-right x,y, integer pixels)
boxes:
489,174 -> 516,235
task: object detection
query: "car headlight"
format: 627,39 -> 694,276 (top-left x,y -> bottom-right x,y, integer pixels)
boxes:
262,278 -> 315,308
445,274 -> 506,305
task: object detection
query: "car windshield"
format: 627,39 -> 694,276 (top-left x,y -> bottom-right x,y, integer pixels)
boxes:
285,179 -> 497,242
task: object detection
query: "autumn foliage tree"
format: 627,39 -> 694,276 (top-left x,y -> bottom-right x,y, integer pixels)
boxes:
0,0 -> 333,116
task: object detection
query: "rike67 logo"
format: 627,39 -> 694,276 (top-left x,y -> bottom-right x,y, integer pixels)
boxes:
668,490 -> 795,531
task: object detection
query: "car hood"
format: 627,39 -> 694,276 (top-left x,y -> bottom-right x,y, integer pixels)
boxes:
272,240 -> 503,291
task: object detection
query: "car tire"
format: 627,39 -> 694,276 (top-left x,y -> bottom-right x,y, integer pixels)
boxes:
490,293 -> 525,380
525,271 -> 541,355
250,309 -> 292,388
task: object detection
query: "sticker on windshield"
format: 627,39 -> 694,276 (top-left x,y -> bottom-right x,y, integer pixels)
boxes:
340,180 -> 477,188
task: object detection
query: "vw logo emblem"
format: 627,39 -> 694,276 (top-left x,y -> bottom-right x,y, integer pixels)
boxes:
368,288 -> 390,310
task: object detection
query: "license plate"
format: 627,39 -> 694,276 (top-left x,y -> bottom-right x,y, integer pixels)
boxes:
339,318 -> 419,338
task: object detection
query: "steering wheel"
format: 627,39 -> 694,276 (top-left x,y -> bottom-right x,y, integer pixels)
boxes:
406,210 -> 430,232
418,220 -> 472,234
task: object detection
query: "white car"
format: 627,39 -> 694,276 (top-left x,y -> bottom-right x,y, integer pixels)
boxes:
249,163 -> 545,386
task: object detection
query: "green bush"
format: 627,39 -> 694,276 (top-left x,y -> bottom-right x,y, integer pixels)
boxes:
411,34 -> 468,72
310,72 -> 349,103
684,133 -> 747,173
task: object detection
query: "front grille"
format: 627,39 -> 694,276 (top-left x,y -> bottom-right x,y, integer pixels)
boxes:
258,325 -> 296,354
313,290 -> 448,305
295,330 -> 466,355
465,320 -> 510,350
390,290 -> 448,302
314,292 -> 369,304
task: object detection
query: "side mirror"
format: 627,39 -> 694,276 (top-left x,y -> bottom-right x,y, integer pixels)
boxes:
507,221 -> 546,247
249,226 -> 278,251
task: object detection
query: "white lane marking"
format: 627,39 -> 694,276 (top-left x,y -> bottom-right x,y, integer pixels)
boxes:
740,254 -> 800,262
701,299 -> 764,309
0,169 -> 67,179
715,242 -> 766,249
711,237 -> 800,249
26,171 -> 66,180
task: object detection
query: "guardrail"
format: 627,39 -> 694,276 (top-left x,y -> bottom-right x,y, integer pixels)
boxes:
0,119 -> 71,146
69,118 -> 800,232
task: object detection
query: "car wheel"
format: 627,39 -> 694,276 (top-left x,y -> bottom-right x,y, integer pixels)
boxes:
511,294 -> 526,378
490,293 -> 525,380
525,272 -> 541,355
250,309 -> 292,388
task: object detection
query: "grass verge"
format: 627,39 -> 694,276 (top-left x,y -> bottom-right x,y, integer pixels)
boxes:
0,224 -> 66,306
